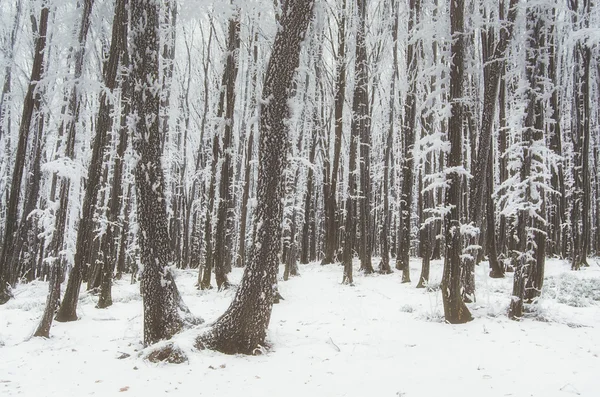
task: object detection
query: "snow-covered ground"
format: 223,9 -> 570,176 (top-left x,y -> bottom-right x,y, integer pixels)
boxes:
1,258 -> 599,397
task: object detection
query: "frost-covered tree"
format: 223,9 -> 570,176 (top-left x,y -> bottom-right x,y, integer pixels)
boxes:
441,0 -> 472,324
197,0 -> 315,355
0,3 -> 49,305
129,0 -> 197,346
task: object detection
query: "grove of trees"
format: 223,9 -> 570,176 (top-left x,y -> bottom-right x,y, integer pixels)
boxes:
0,0 -> 598,353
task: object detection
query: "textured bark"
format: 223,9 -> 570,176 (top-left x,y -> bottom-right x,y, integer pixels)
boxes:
322,0 -> 346,265
213,14 -> 240,288
547,7 -> 567,258
342,103 -> 359,284
479,0 -> 519,279
508,8 -> 546,318
201,14 -> 241,289
236,27 -> 259,269
396,0 -> 421,283
0,0 -> 22,144
97,0 -> 129,309
300,124 -> 317,264
33,262 -> 63,338
356,0 -> 374,274
0,5 -> 49,304
441,0 -> 472,324
570,0 -> 591,270
51,0 -> 96,321
129,0 -> 197,346
197,0 -> 314,354
379,1 -> 399,276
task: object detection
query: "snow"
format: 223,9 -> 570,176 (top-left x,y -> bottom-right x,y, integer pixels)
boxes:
1,258 -> 600,397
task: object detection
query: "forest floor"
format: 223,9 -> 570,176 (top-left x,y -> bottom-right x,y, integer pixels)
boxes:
1,257 -> 600,397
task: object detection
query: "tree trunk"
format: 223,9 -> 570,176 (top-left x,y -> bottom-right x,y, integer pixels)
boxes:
213,13 -> 241,289
197,0 -> 315,354
0,5 -> 49,304
129,0 -> 198,346
508,7 -> 546,318
55,0 -> 104,322
97,0 -> 129,309
441,0 -> 472,324
356,0 -> 374,275
322,0 -> 346,266
570,0 -> 591,270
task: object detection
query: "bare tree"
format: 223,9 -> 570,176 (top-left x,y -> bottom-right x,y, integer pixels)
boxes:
441,0 -> 472,324
197,0 -> 315,354
0,5 -> 49,305
129,0 -> 198,346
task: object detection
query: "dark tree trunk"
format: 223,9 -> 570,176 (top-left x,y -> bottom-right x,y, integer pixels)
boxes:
0,0 -> 22,146
475,0 -> 518,279
441,0 -> 472,324
547,7 -> 567,258
342,99 -> 359,284
197,0 -> 314,355
379,0 -> 399,275
201,14 -> 241,289
300,124 -> 318,264
97,0 -> 129,309
213,13 -> 240,289
508,7 -> 546,318
570,0 -> 591,270
0,5 -> 49,304
237,28 -> 259,269
55,0 -> 104,322
356,0 -> 374,275
396,0 -> 421,284
322,0 -> 346,266
33,262 -> 63,338
129,0 -> 198,346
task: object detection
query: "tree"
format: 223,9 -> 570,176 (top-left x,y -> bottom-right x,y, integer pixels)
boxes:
197,0 -> 315,354
396,0 -> 423,282
129,0 -> 197,346
355,0 -> 374,275
54,0 -> 99,322
0,4 -> 49,305
97,0 -> 130,309
468,0 -> 519,280
200,10 -> 241,290
507,6 -> 547,318
569,0 -> 591,270
440,0 -> 472,324
321,0 -> 347,266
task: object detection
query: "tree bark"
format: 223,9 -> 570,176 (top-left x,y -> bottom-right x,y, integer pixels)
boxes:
129,0 -> 198,346
97,0 -> 129,309
197,0 -> 315,354
322,0 -> 346,266
441,0 -> 472,324
356,0 -> 374,275
0,5 -> 49,304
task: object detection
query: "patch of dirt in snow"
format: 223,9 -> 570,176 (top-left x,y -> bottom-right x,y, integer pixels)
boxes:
1,259 -> 599,397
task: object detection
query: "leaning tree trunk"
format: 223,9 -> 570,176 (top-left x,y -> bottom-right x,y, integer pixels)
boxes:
53,0 -> 97,322
197,0 -> 315,355
0,5 -> 49,304
130,0 -> 198,346
441,0 -> 472,324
